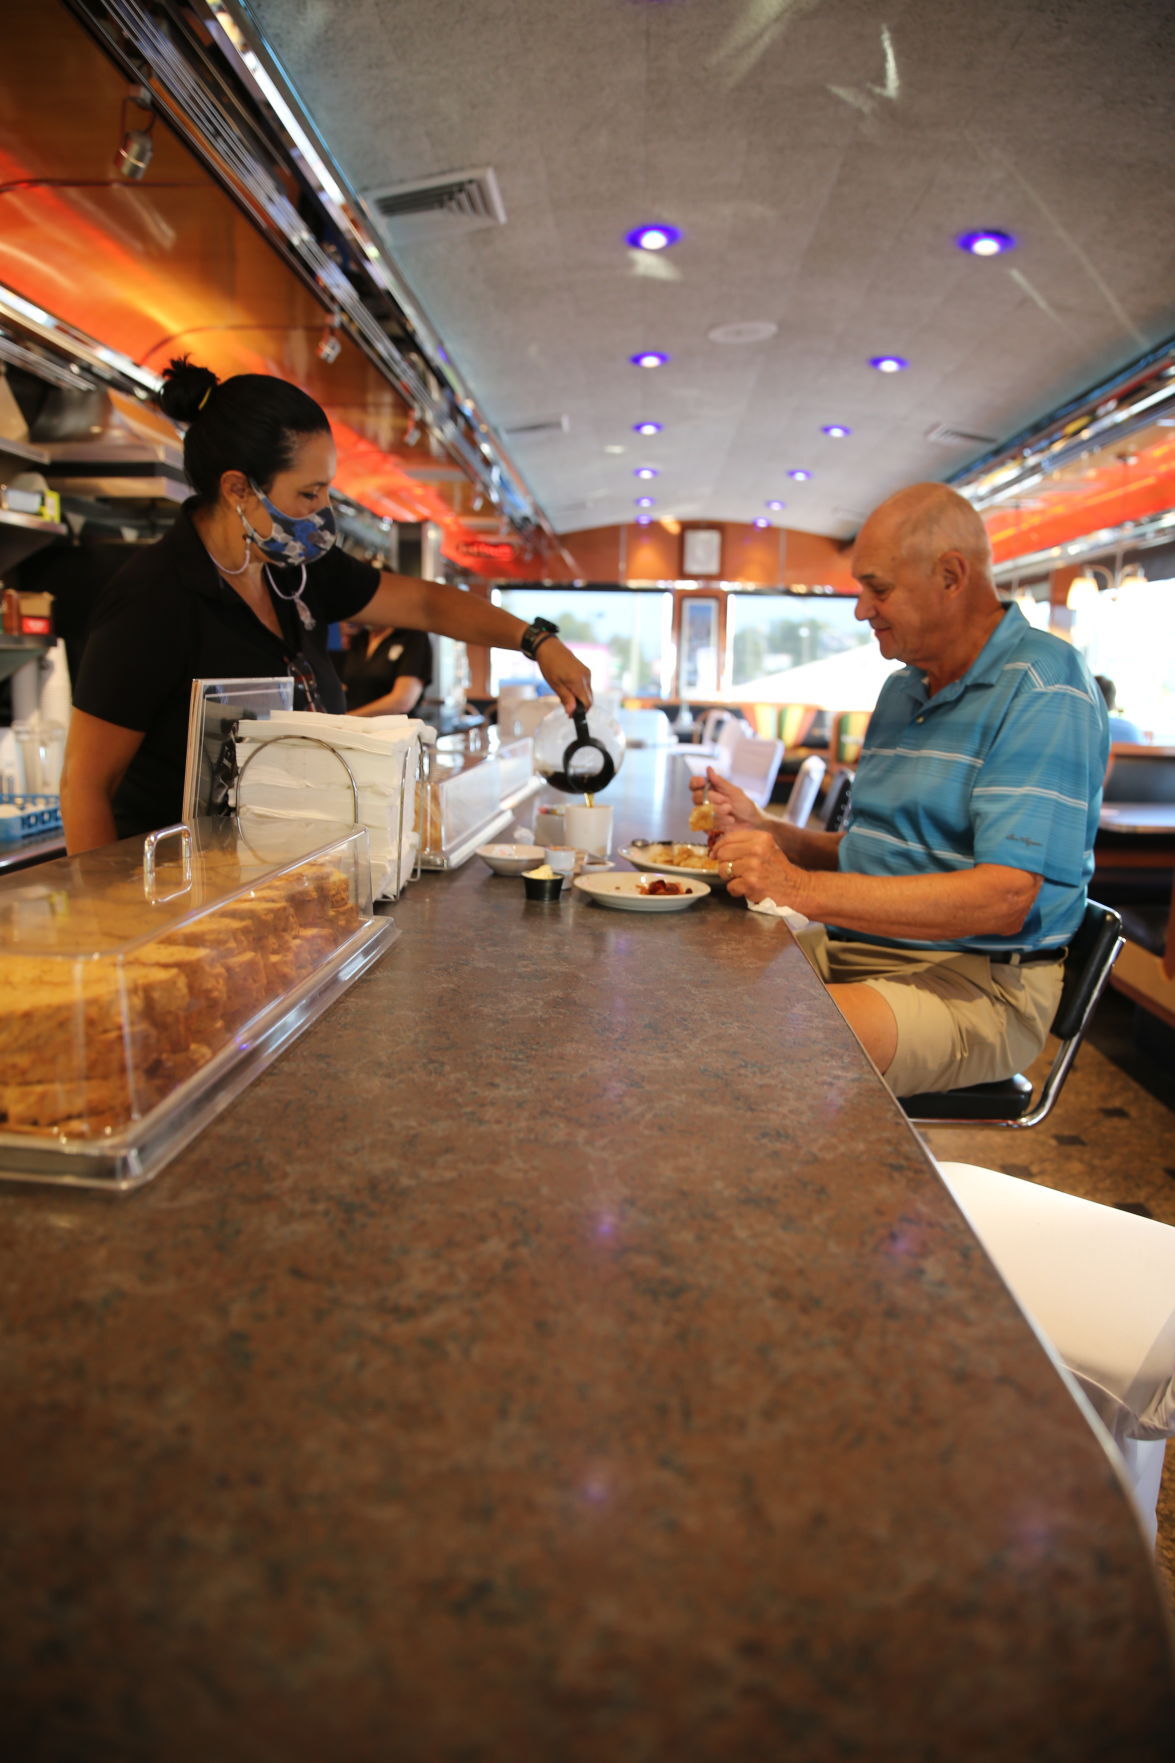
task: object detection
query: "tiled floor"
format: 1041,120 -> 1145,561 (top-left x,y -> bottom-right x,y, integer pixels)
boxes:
924,990 -> 1175,1609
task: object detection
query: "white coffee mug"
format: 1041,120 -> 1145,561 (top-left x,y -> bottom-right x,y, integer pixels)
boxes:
564,803 -> 613,859
534,804 -> 565,846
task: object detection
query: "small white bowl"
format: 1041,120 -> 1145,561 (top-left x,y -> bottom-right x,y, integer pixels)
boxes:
477,843 -> 545,877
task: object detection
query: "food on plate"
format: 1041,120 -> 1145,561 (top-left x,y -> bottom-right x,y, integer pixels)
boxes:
688,800 -> 716,832
637,876 -> 687,897
638,841 -> 720,872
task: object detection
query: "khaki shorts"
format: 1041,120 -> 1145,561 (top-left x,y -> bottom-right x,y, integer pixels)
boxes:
794,926 -> 1065,1096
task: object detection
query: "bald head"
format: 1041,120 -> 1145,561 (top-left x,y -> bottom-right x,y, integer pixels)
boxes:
850,483 -> 1005,689
858,482 -> 994,587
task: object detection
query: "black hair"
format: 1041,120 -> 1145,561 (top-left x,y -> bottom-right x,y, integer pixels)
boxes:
158,356 -> 331,502
1094,674 -> 1117,710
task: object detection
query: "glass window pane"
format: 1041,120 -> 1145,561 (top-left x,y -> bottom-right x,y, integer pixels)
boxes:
490,590 -> 673,699
680,598 -> 720,694
1071,579 -> 1175,742
725,593 -> 886,705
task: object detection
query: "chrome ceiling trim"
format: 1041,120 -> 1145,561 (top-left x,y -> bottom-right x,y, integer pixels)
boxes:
953,335 -> 1175,512
63,0 -> 548,538
991,509 -> 1175,582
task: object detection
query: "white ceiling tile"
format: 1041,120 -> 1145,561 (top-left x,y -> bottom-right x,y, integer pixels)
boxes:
251,0 -> 1175,533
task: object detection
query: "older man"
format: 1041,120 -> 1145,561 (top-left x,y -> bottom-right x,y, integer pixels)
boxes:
693,483 -> 1109,1095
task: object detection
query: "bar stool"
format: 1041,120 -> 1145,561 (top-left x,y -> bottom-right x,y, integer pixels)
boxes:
901,902 -> 1124,1128
937,1161 -> 1175,1545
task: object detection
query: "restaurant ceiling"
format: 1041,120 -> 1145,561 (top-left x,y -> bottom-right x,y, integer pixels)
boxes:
243,0 -> 1175,540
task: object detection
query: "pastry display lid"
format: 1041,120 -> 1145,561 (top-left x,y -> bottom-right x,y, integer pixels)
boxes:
0,817 -> 398,1191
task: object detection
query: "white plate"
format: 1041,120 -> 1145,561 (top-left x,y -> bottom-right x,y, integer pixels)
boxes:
619,844 -> 726,888
573,871 -> 710,912
477,843 -> 545,876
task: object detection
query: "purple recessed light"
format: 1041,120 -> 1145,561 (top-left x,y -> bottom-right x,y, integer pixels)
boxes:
633,421 -> 662,436
626,224 -> 681,252
630,351 -> 669,369
766,499 -> 785,511
957,229 -> 1016,257
634,466 -> 659,479
788,469 -> 812,482
822,424 -> 851,439
754,517 -> 771,528
635,496 -> 655,508
635,514 -> 652,526
870,355 -> 908,373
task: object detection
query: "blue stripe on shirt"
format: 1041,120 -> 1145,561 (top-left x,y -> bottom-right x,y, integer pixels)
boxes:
834,603 -> 1109,952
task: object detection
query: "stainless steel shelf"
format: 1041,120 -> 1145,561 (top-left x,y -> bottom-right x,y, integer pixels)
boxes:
0,434 -> 50,468
0,509 -> 66,537
0,632 -> 51,683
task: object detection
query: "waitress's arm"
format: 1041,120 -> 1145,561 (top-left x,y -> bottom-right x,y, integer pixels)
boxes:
353,574 -> 592,713
60,710 -> 145,854
346,676 -> 426,717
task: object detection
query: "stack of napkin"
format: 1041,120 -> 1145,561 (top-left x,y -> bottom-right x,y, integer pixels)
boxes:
234,710 -> 431,899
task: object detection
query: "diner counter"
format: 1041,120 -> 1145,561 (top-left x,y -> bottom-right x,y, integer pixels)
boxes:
1,750 -> 1173,1760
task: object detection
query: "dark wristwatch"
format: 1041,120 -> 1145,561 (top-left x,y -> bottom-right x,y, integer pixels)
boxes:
520,616 -> 559,661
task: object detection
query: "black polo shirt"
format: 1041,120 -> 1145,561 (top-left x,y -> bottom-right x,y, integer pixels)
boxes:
73,501 -> 380,836
337,627 -> 434,709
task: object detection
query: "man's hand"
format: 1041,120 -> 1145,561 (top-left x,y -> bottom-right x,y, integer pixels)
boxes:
687,765 -> 762,834
536,639 -> 592,714
713,826 -> 808,905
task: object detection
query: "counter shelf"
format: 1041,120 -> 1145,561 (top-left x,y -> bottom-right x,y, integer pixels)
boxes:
417,741 -> 515,868
0,817 -> 397,1190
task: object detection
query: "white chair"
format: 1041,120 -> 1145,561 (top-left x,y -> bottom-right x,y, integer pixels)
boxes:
675,715 -> 746,773
499,696 -> 555,741
726,736 -> 784,807
687,708 -> 752,755
781,754 -> 826,826
616,708 -> 674,747
937,1161 -> 1175,1545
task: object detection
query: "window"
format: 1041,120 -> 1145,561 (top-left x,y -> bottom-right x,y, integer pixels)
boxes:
1070,579 -> 1175,742
679,597 -> 720,694
490,589 -> 673,698
725,592 -> 881,699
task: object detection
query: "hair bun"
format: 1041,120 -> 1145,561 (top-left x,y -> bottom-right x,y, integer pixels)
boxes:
158,356 -> 220,425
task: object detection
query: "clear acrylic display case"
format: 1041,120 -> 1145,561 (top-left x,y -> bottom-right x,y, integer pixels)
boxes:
0,818 -> 398,1191
417,746 -> 513,868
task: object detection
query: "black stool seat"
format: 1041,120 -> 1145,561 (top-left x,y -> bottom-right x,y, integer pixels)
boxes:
901,1073 -> 1033,1122
899,902 -> 1123,1129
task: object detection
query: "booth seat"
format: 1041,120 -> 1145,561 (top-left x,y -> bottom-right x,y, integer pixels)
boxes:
937,1161 -> 1175,1546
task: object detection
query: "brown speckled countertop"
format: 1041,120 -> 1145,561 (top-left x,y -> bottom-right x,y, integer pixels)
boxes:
1,750 -> 1172,1760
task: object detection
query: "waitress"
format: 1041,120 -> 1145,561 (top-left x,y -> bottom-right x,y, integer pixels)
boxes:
338,623 -> 433,716
61,357 -> 588,852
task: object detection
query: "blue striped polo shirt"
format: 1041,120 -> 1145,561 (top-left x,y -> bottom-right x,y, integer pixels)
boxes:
834,603 -> 1109,954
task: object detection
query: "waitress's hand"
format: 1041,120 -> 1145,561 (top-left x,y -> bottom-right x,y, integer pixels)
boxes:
537,639 -> 592,713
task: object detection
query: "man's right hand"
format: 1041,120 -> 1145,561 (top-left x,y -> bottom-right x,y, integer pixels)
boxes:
688,765 -> 763,834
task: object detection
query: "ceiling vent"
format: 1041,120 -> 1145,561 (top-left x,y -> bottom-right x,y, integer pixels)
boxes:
503,414 -> 570,439
364,167 -> 506,243
925,422 -> 998,448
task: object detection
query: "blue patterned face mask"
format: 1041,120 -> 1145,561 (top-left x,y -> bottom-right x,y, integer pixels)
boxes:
240,482 -> 337,566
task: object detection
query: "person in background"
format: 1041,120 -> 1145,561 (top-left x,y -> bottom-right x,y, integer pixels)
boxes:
62,358 -> 589,852
692,482 -> 1109,1097
338,622 -> 432,716
1095,676 -> 1144,744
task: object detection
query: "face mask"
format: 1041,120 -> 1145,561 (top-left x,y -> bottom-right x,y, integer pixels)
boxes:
239,482 -> 337,567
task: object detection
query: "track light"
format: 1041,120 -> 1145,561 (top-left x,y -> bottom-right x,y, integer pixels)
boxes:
115,87 -> 156,182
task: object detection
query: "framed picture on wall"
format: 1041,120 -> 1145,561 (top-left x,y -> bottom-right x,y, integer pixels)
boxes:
682,527 -> 722,578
